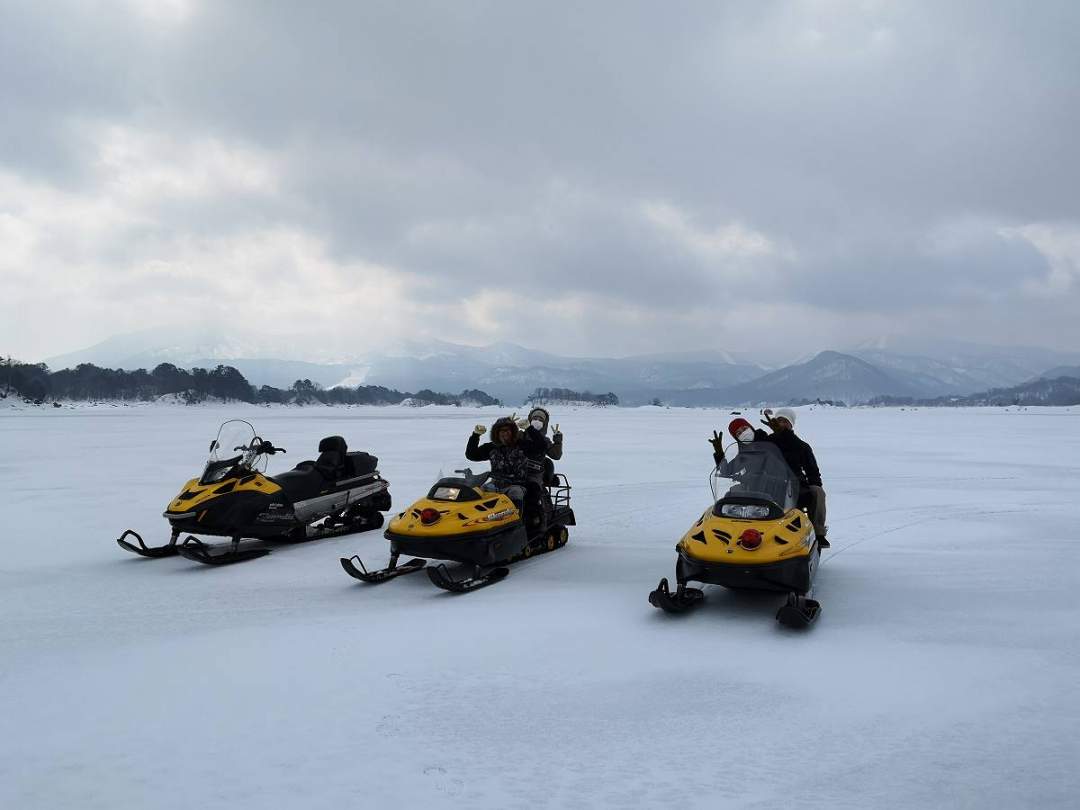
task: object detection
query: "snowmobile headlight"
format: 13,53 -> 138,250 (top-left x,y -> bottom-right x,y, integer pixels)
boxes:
202,466 -> 231,484
720,503 -> 770,519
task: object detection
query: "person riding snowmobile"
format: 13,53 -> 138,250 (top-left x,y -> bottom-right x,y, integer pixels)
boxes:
709,417 -> 755,465
465,416 -> 541,506
708,417 -> 761,480
760,408 -> 827,547
517,407 -> 564,533
709,411 -> 828,546
522,407 -> 563,484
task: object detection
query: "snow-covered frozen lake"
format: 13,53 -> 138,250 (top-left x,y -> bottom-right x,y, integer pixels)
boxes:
2,403 -> 1078,808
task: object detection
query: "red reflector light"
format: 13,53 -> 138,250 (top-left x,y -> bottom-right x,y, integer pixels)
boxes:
739,529 -> 763,549
420,508 -> 441,525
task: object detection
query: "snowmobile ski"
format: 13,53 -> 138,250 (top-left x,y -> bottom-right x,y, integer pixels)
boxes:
775,592 -> 821,628
648,577 -> 705,613
340,554 -> 426,583
176,536 -> 272,566
116,529 -> 181,558
426,563 -> 510,593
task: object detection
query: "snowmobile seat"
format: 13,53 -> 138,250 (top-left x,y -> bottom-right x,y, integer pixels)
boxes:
272,467 -> 325,501
315,436 -> 348,480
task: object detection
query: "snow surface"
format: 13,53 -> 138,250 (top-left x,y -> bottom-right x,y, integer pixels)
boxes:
2,404 -> 1078,808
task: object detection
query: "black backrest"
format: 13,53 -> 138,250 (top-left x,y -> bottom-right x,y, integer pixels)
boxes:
315,436 -> 348,479
318,436 -> 347,454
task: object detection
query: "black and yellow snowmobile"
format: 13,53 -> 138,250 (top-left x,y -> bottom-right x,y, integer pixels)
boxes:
648,440 -> 822,627
116,419 -> 391,565
341,462 -> 574,592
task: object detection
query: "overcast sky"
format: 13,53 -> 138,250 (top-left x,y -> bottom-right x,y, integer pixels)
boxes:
2,0 -> 1080,362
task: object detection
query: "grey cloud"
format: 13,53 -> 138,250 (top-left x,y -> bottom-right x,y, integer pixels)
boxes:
2,1 -> 1080,359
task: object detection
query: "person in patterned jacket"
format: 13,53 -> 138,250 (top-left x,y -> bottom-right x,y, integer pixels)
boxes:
465,415 -> 543,505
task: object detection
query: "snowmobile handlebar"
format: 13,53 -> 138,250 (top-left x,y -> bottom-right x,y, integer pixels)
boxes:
237,440 -> 285,455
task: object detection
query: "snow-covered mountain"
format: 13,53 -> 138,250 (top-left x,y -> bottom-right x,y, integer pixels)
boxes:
40,328 -> 1080,405
1038,365 -> 1080,381
41,329 -> 767,403
320,345 -> 767,404
709,351 -> 924,405
849,338 -> 1080,395
43,324 -> 319,368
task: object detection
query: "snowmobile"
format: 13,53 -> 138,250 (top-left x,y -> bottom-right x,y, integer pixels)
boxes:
116,419 -> 391,565
648,440 -> 822,627
341,460 -> 574,592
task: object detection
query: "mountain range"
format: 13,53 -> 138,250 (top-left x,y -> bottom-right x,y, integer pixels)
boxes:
36,328 -> 1080,406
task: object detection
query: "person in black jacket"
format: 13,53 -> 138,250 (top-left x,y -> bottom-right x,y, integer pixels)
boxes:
465,415 -> 541,506
521,407 -> 563,485
759,407 -> 828,547
518,407 -> 564,533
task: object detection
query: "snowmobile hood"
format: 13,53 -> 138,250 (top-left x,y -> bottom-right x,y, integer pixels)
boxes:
386,488 -> 521,539
678,506 -> 815,566
164,473 -> 281,515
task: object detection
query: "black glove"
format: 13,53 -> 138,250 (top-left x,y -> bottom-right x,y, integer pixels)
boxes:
708,430 -> 724,456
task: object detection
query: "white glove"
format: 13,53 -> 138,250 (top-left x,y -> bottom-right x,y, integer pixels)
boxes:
473,424 -> 487,436
516,418 -> 529,430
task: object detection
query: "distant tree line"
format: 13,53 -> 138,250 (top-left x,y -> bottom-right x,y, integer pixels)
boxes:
790,397 -> 848,407
526,387 -> 619,406
867,375 -> 1080,407
0,358 -> 500,407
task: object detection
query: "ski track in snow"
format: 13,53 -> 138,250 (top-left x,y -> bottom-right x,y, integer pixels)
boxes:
1,404 -> 1078,809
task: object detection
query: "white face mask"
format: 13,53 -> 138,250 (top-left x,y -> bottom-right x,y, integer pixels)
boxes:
737,428 -> 755,443
530,419 -> 545,431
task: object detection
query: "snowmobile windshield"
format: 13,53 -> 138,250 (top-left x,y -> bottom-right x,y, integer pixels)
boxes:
434,463 -> 490,491
201,420 -> 266,483
422,463 -> 490,502
710,441 -> 798,512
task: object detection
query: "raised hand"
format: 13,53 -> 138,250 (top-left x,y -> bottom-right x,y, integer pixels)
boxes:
709,430 -> 724,454
473,424 -> 487,436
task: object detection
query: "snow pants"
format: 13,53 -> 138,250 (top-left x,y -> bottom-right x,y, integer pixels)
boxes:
798,485 -> 827,538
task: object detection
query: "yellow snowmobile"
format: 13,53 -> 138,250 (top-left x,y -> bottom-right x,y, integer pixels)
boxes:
648,439 -> 822,627
116,419 -> 391,565
341,463 -> 574,592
